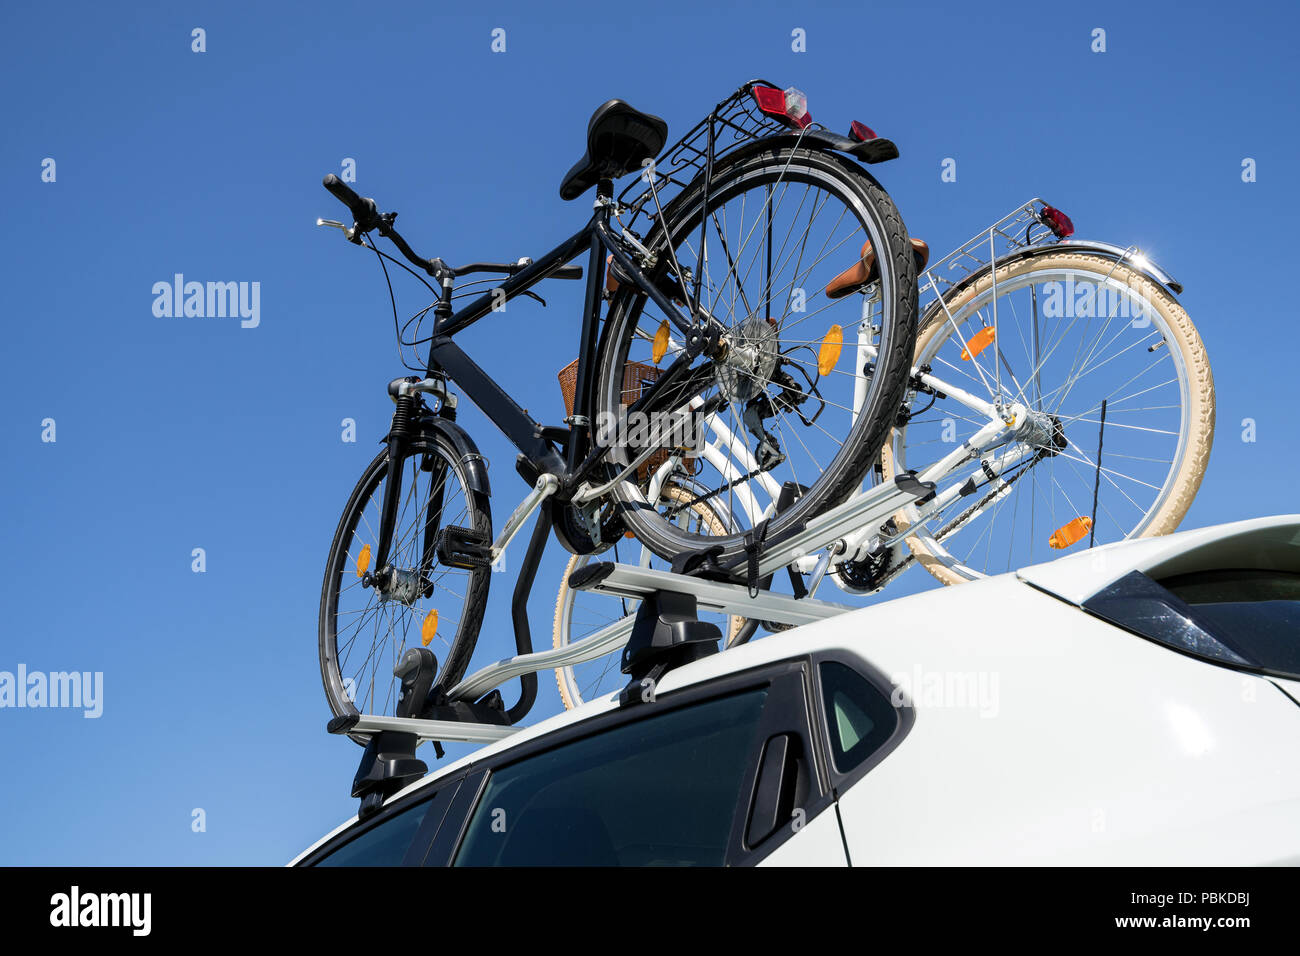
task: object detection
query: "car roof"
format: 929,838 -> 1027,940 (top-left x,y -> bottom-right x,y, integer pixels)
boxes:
1016,514 -> 1300,606
296,513 -> 1300,862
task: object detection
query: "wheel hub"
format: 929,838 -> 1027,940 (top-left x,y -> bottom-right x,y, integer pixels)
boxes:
378,567 -> 431,606
1015,409 -> 1067,455
717,315 -> 779,402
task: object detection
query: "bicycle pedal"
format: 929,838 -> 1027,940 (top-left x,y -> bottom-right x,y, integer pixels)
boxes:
436,525 -> 493,570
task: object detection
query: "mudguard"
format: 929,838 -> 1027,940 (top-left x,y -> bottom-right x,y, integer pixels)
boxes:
380,414 -> 491,498
735,129 -> 899,165
425,416 -> 491,498
922,240 -> 1185,328
800,128 -> 899,164
1052,239 -> 1183,295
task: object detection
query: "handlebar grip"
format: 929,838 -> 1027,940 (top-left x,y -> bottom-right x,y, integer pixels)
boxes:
323,174 -> 377,226
322,173 -> 361,207
552,264 -> 584,280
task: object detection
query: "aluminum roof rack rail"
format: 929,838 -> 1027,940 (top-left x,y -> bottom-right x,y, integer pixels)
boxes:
444,471 -> 933,705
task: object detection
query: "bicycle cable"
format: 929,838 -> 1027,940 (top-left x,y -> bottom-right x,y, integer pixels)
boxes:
366,234 -> 424,373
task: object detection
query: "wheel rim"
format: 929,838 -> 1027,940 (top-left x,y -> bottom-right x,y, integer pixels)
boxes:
599,157 -> 912,559
323,441 -> 481,717
890,259 -> 1199,580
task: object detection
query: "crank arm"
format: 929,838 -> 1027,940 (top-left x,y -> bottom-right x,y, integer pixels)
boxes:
490,474 -> 559,561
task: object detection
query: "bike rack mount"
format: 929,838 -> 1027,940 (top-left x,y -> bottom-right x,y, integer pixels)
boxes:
330,471 -> 934,816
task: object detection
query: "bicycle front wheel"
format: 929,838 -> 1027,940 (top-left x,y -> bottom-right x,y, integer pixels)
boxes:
596,141 -> 918,565
881,251 -> 1214,584
319,432 -> 492,728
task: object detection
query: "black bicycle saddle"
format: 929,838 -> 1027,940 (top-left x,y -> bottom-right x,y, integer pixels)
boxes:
559,99 -> 668,201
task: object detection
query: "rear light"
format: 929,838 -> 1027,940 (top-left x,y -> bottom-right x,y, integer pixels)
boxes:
752,85 -> 812,129
848,121 -> 877,142
1040,205 -> 1074,239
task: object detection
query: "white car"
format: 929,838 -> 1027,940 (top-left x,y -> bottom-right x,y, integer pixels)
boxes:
293,514 -> 1300,866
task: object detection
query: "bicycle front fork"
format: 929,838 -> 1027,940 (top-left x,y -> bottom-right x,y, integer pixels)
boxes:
367,393 -> 418,588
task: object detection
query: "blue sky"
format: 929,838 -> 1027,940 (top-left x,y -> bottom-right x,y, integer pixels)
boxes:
1,0 -> 1297,864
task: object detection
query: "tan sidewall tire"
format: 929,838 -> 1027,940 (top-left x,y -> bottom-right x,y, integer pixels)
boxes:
551,485 -> 746,710
881,252 -> 1214,587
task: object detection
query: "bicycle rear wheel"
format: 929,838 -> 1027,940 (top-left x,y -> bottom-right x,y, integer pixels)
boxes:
319,433 -> 492,729
595,141 -> 918,565
881,251 -> 1214,583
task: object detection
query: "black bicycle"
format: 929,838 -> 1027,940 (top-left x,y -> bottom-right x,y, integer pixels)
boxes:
317,81 -> 919,726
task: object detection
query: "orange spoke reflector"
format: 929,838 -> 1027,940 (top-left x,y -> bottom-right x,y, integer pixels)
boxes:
961,325 -> 996,361
1048,516 -> 1093,550
355,543 -> 372,578
421,609 -> 439,646
652,321 -> 670,364
817,324 -> 843,376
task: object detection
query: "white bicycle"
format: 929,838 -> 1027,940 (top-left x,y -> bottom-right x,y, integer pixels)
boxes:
554,199 -> 1214,707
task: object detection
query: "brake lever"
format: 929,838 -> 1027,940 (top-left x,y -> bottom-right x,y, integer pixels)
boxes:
316,217 -> 364,243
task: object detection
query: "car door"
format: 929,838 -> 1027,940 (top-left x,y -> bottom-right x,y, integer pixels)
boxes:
429,660 -> 847,866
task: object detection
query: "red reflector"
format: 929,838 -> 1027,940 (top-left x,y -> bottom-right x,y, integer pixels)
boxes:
751,84 -> 812,129
1040,205 -> 1075,238
849,121 -> 877,142
752,85 -> 787,115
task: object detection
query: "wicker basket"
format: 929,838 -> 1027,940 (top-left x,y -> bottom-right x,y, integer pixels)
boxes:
557,359 -> 691,482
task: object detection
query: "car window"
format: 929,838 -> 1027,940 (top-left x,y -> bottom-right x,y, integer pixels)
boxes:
1158,568 -> 1300,676
313,796 -> 433,867
452,688 -> 769,866
819,660 -> 899,774
1086,568 -> 1300,679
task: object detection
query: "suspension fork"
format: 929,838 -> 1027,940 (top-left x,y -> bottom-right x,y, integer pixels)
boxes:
371,393 -> 420,574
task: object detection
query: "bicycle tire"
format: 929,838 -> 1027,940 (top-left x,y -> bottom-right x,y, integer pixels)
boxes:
319,432 -> 492,733
595,141 -> 918,566
881,251 -> 1214,584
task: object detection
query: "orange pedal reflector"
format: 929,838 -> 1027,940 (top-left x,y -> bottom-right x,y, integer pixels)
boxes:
421,609 -> 439,646
817,324 -> 843,376
652,321 -> 670,364
1048,516 -> 1093,550
961,325 -> 996,361
355,543 -> 372,578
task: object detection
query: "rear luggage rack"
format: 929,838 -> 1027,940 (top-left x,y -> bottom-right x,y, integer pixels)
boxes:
615,79 -> 897,239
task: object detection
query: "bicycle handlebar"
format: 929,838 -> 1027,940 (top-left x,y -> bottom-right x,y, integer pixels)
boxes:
321,174 -> 583,281
457,261 -> 584,280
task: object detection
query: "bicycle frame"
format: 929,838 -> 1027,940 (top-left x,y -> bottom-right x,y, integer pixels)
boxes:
364,183 -> 728,577
421,188 -> 712,487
